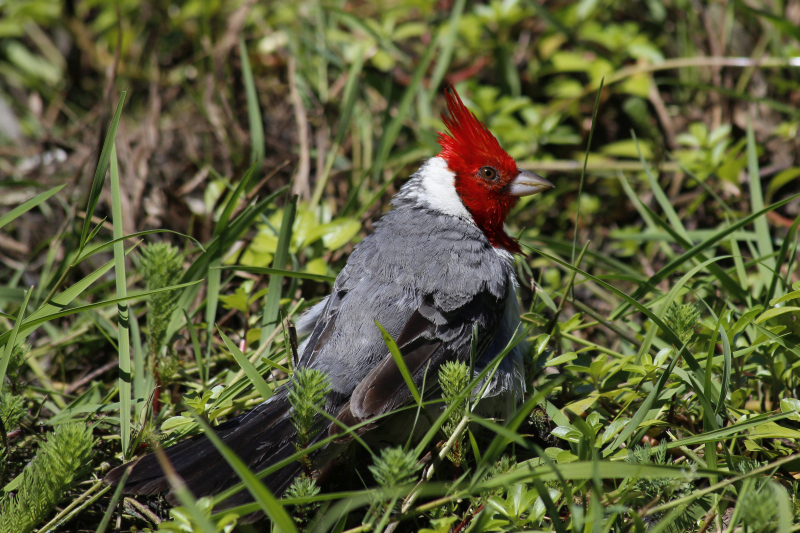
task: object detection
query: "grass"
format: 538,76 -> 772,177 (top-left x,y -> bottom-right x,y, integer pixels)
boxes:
1,0 -> 800,531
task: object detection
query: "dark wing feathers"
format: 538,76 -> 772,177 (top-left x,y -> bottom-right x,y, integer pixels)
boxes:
352,339 -> 442,418
300,208 -> 513,432
107,389 -> 301,507
350,289 -> 504,421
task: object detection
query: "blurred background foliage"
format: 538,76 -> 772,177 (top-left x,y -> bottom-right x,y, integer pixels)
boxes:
3,0 -> 797,240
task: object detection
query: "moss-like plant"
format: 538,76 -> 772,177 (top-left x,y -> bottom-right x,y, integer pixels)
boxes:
0,389 -> 26,432
0,423 -> 94,533
4,342 -> 30,392
438,361 -> 470,468
288,367 -> 330,474
664,302 -> 701,346
140,242 -> 184,381
285,474 -> 322,528
369,446 -> 420,489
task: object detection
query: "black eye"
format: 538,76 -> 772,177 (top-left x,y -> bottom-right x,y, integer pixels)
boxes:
480,166 -> 497,180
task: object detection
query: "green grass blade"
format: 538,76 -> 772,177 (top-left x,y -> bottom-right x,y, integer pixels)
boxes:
530,246 -> 695,350
644,454 -> 797,517
95,466 -> 129,533
205,257 -> 221,383
770,480 -> 792,533
375,320 -> 421,406
372,39 -> 437,183
409,329 -> 530,461
204,165 -> 256,372
633,255 -> 730,371
261,195 -> 297,336
645,504 -> 691,533
0,184 -> 65,231
429,0 -> 465,89
729,231 -> 749,292
191,414 -> 298,532
638,201 -> 748,302
215,164 -> 254,238
667,412 -> 792,448
183,309 -> 205,387
617,174 -> 677,262
217,327 -> 273,401
633,130 -> 691,243
310,44 -> 365,208
716,319 -> 732,417
218,265 -> 335,283
764,213 -> 800,305
609,191 -> 800,319
4,257 -> 118,345
75,229 -> 204,264
419,0 -> 466,120
747,119 -> 777,288
572,76 -> 603,265
530,234 -> 643,278
0,286 -> 32,386
240,38 -> 264,171
130,307 -> 146,423
615,344 -> 683,450
481,461 -> 727,489
80,91 -> 126,251
477,380 -> 562,470
109,146 -> 132,457
177,185 -> 288,287
2,280 -> 203,341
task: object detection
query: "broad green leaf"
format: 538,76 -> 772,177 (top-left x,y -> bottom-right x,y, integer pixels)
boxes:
755,307 -> 800,324
219,287 -> 250,314
546,352 -> 577,366
321,218 -> 361,250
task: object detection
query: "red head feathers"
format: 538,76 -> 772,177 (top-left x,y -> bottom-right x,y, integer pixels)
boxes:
436,86 -> 524,254
437,88 -> 518,180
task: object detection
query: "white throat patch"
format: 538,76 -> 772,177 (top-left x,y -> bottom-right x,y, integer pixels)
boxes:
414,157 -> 472,220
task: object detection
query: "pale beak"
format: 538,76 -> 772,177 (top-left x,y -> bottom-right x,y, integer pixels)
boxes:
507,169 -> 554,197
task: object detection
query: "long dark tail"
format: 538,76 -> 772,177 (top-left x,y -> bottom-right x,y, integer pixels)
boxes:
105,389 -> 303,512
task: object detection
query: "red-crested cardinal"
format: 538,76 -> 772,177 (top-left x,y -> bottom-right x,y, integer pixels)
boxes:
106,86 -> 554,513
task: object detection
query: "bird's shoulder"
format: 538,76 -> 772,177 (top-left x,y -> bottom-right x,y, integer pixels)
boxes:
338,205 -> 513,301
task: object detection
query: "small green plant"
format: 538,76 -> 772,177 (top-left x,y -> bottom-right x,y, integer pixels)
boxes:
737,480 -> 778,532
480,455 -> 518,500
4,342 -> 30,392
140,242 -> 184,382
285,474 -> 322,528
438,361 -> 470,468
288,367 -> 330,473
483,482 -> 549,530
664,301 -> 701,346
0,423 -> 94,533
0,389 -> 26,431
363,446 -> 422,529
369,446 -> 421,489
625,442 -> 693,505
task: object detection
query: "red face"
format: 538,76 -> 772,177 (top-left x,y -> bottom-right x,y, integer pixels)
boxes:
437,88 -> 524,254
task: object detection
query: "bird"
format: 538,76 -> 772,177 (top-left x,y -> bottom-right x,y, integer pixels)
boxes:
105,85 -> 554,516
